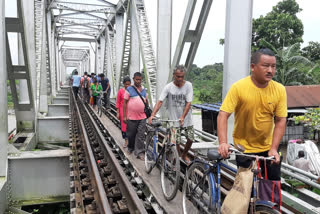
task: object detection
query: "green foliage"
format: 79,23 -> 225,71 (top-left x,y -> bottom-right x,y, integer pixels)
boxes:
259,40 -> 317,85
252,0 -> 304,50
301,41 -> 320,62
293,108 -> 320,133
186,63 -> 223,104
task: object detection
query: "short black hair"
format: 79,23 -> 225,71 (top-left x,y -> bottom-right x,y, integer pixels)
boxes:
251,48 -> 275,64
123,76 -> 131,84
298,150 -> 305,158
100,73 -> 105,78
84,72 -> 88,75
133,72 -> 142,78
74,71 -> 78,75
173,65 -> 186,74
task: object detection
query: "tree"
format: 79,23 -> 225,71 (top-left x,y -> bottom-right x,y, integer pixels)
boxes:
301,41 -> 320,62
260,40 -> 315,85
293,108 -> 320,141
252,0 -> 304,50
187,63 -> 223,104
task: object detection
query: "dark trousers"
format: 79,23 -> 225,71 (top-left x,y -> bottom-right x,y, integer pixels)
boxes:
126,119 -> 146,156
82,88 -> 90,103
103,90 -> 111,109
72,86 -> 79,98
236,151 -> 282,180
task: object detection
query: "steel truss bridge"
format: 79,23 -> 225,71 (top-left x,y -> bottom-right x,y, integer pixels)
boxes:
0,0 -> 319,213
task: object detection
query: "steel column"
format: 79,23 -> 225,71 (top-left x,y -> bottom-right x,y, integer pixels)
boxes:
0,0 -> 7,177
95,41 -> 100,74
39,1 -> 48,113
100,33 -> 106,75
115,14 -> 124,90
105,27 -> 115,97
47,11 -> 56,97
156,0 -> 172,100
129,0 -> 140,79
223,0 -> 253,144
89,42 -> 95,74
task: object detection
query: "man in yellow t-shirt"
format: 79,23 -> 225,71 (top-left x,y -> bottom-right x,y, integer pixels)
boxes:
218,48 -> 287,180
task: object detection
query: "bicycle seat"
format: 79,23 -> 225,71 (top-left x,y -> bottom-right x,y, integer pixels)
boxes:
207,150 -> 222,161
151,122 -> 162,127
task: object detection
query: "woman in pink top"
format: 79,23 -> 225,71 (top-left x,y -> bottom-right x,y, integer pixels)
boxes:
116,76 -> 131,147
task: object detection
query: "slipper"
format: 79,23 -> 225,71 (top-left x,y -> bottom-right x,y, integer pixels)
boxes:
182,156 -> 191,165
123,143 -> 128,148
138,154 -> 145,161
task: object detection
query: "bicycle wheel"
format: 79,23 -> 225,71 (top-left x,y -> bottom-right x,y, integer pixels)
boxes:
254,205 -> 281,214
144,133 -> 156,174
98,106 -> 102,117
160,144 -> 180,201
182,162 -> 213,214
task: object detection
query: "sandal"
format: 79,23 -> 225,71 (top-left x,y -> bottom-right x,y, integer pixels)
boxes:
182,156 -> 191,165
138,154 -> 145,161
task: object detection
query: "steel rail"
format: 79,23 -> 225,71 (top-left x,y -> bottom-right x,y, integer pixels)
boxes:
72,92 -> 113,213
78,100 -> 148,213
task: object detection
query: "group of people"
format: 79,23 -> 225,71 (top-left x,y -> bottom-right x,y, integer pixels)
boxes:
71,71 -> 111,111
73,47 -> 293,183
116,67 -> 195,163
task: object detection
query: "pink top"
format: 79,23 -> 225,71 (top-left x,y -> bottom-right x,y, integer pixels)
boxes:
116,88 -> 127,132
124,86 -> 147,120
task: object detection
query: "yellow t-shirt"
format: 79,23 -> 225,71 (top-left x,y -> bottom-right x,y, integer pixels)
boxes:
220,76 -> 287,153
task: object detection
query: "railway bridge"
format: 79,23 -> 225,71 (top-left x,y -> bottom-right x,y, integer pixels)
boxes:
0,0 -> 319,213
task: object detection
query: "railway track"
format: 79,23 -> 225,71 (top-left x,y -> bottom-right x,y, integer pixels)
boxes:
102,100 -> 317,214
69,92 -> 158,214
70,93 -> 319,214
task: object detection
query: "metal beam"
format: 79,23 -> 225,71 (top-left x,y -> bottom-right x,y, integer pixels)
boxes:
223,0 -> 253,144
170,0 -> 213,80
0,0 -> 7,178
6,0 -> 36,131
156,0 -> 172,100
8,150 -> 70,201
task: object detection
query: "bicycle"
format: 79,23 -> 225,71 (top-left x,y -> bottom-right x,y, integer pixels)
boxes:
96,91 -> 105,117
144,119 -> 181,201
182,147 -> 281,214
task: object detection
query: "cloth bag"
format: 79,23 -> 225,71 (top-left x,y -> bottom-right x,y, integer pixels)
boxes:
221,166 -> 253,214
258,159 -> 282,211
90,96 -> 94,105
132,86 -> 152,118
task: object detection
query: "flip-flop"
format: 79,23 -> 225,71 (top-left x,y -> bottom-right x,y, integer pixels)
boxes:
182,156 -> 191,165
138,154 -> 145,161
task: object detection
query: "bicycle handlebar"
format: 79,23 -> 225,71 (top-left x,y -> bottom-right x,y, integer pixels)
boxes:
152,117 -> 181,123
229,147 -> 275,161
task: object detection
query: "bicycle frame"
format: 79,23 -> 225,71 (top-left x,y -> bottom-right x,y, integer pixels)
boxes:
148,122 -> 177,170
191,158 -> 276,214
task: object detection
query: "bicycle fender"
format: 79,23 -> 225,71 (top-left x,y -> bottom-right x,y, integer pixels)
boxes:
255,200 -> 277,209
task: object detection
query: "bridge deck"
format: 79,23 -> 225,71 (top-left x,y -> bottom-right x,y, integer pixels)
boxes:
98,111 -> 184,213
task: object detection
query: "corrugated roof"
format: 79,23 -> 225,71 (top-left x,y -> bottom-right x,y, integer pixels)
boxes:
193,103 -> 222,112
286,85 -> 320,108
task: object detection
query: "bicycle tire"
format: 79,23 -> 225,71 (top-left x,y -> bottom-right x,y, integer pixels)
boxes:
144,133 -> 155,174
182,162 -> 213,214
160,144 -> 180,201
254,205 -> 281,214
98,106 -> 102,117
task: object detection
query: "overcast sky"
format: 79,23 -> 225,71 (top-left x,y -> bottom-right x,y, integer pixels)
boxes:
145,0 -> 320,67
5,0 -> 320,69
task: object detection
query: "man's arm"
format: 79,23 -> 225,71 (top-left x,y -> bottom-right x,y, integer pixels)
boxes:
179,102 -> 191,126
217,111 -> 232,158
148,101 -> 163,124
269,116 -> 286,164
106,82 -> 110,92
123,99 -> 128,123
